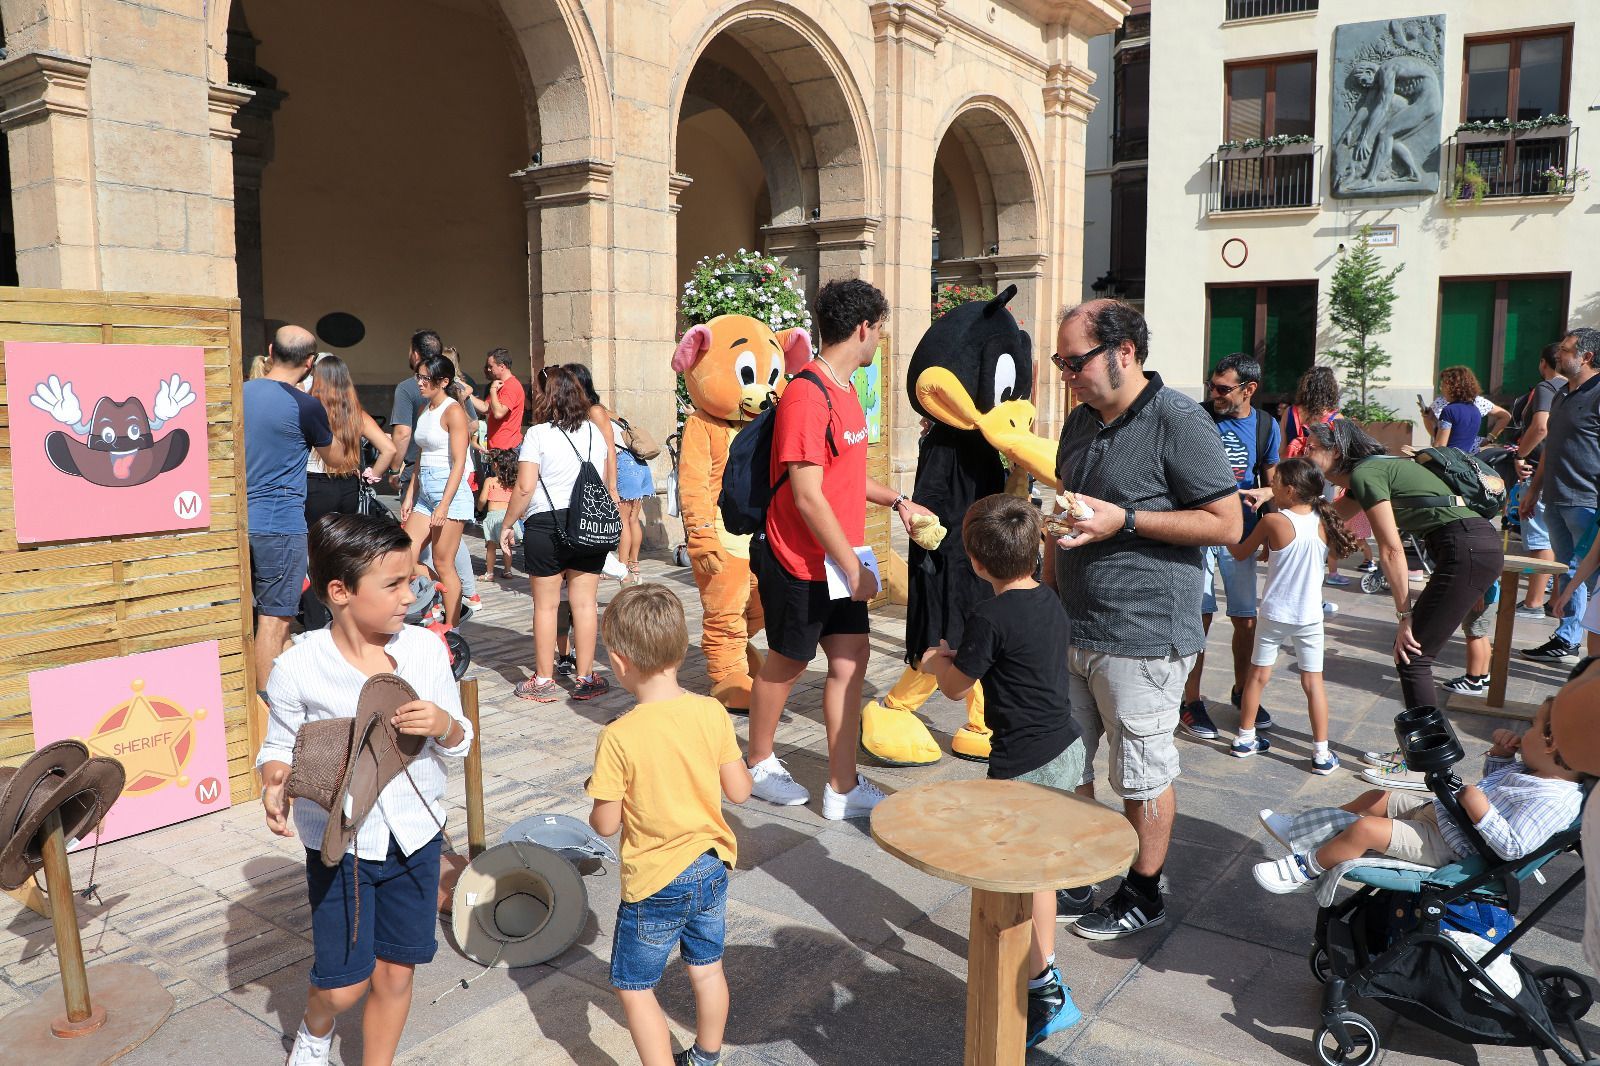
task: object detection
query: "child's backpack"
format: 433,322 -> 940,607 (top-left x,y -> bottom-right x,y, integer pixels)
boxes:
1393,447 -> 1508,520
719,369 -> 835,536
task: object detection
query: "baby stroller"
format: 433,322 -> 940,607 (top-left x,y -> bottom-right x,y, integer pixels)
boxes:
1308,707 -> 1594,1065
1359,534 -> 1433,596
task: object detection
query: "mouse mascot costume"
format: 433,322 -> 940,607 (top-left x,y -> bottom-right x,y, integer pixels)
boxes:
674,315 -> 813,711
860,286 -> 1061,765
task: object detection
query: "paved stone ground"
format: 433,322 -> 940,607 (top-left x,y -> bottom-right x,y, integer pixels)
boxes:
3,530 -> 1595,1065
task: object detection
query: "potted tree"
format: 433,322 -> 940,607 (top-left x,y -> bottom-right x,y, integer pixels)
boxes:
1327,225 -> 1411,453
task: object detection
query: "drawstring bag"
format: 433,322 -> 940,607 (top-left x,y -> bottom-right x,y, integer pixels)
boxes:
539,423 -> 622,551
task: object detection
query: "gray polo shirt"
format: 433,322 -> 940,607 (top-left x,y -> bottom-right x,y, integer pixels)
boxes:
1052,372 -> 1237,657
1542,373 -> 1600,509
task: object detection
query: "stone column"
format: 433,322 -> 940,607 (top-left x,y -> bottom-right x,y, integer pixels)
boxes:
514,159 -> 615,375
1038,58 -> 1099,437
872,1 -> 947,490
0,52 -> 97,289
994,251 -> 1047,363
759,221 -> 819,304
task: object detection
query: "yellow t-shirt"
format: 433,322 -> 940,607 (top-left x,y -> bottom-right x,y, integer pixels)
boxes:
586,693 -> 742,902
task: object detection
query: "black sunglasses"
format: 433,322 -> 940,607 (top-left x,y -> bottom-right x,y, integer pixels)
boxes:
1051,343 -> 1108,374
1209,381 -> 1242,395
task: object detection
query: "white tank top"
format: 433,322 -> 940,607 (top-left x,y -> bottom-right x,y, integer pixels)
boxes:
1259,508 -> 1327,626
414,397 -> 472,471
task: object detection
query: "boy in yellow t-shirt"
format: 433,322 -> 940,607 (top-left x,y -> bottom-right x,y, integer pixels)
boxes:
588,584 -> 753,1066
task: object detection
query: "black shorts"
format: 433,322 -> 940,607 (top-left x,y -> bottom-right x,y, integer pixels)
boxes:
753,535 -> 869,662
521,509 -> 609,578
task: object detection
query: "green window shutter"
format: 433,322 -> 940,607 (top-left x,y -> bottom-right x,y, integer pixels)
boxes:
1263,283 -> 1317,396
1503,277 -> 1568,393
1438,280 -> 1496,386
1208,286 -> 1256,371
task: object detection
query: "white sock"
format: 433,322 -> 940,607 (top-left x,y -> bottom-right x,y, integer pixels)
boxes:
297,1020 -> 333,1047
1236,728 -> 1256,744
1313,741 -> 1331,758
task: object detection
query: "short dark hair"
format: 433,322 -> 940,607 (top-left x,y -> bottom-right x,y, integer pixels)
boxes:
1062,299 -> 1150,365
416,353 -> 455,387
1541,342 -> 1563,370
411,329 -> 443,362
814,279 -> 889,347
487,347 -> 513,369
1304,418 -> 1385,474
270,326 -> 315,366
1213,352 -> 1261,387
307,512 -> 413,603
536,365 -> 591,431
962,494 -> 1042,582
1567,327 -> 1600,367
564,362 -> 602,407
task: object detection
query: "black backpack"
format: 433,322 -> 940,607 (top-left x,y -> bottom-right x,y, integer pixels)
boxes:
538,423 -> 622,551
719,369 -> 836,536
1392,447 -> 1508,520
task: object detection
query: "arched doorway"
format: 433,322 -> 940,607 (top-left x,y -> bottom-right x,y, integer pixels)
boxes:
673,12 -> 875,311
227,0 -> 530,405
931,101 -> 1044,342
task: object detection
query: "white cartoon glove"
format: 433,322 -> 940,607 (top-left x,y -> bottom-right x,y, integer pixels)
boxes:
29,375 -> 82,427
153,374 -> 196,423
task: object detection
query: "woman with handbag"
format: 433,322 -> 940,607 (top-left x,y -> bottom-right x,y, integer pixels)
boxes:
400,353 -> 476,629
564,362 -> 632,583
500,366 -> 619,702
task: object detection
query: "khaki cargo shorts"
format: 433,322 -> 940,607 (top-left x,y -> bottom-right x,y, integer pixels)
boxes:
1067,647 -> 1195,802
1384,792 -> 1457,867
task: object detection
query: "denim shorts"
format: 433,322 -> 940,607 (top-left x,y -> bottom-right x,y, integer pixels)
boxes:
616,449 -> 656,502
1201,545 -> 1259,618
416,465 -> 475,522
1522,498 -> 1551,551
249,532 -> 308,618
610,851 -> 727,990
305,833 -> 442,990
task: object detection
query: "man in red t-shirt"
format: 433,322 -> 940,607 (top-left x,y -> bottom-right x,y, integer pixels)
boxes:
474,347 -> 527,450
747,279 -> 935,819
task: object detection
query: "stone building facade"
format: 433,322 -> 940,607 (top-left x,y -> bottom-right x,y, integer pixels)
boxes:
0,0 -> 1125,497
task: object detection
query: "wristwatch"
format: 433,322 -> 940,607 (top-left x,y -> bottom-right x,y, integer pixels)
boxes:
1396,606 -> 1413,619
1121,508 -> 1137,535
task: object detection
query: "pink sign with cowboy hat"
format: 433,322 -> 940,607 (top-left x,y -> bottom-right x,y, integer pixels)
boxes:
28,641 -> 231,847
5,340 -> 211,543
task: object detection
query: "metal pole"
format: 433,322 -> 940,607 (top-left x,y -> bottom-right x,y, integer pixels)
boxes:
460,678 -> 486,858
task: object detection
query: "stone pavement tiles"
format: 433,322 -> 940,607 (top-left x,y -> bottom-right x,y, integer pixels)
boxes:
2,532 -> 1595,1065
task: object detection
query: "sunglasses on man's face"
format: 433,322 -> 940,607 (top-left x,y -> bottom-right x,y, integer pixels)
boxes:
1051,343 -> 1109,374
1210,381 -> 1243,396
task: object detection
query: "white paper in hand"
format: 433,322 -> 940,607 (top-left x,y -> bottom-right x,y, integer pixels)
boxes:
824,546 -> 880,600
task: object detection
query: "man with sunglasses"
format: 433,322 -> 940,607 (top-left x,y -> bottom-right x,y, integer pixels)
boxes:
1042,299 -> 1239,940
1178,353 -> 1279,745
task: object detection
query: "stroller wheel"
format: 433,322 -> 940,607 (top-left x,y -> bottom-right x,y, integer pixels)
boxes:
1313,1012 -> 1379,1066
1359,571 -> 1387,595
1308,945 -> 1331,984
443,629 -> 471,681
673,543 -> 690,568
1532,964 -> 1595,1024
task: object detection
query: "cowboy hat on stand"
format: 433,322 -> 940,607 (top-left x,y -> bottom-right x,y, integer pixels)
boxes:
0,739 -> 125,891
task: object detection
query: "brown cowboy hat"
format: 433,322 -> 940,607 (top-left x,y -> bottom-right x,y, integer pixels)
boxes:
318,673 -> 427,867
0,740 -> 125,890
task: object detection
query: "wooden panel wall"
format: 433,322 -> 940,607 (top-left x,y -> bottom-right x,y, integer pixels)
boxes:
0,288 -> 259,803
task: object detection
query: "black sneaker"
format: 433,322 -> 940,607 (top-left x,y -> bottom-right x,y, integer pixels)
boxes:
555,652 -> 578,677
1230,687 -> 1273,730
573,674 -> 611,701
673,1050 -> 722,1066
1522,638 -> 1580,663
1071,881 -> 1166,941
1026,966 -> 1082,1047
1055,885 -> 1095,924
1178,700 -> 1218,740
1441,674 -> 1488,696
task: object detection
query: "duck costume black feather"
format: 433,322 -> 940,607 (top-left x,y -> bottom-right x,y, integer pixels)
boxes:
860,286 -> 1061,765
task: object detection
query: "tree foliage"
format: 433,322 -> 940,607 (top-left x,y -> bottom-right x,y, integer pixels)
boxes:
1326,225 -> 1404,421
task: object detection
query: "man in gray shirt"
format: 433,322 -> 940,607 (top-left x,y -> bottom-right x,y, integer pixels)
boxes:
1043,299 -> 1239,940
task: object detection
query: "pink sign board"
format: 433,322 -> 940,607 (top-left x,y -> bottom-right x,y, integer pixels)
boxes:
5,340 -> 211,543
28,641 -> 232,847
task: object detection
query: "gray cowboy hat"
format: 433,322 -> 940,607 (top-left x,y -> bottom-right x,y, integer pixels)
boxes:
451,840 -> 589,969
0,739 -> 125,890
501,813 -> 618,865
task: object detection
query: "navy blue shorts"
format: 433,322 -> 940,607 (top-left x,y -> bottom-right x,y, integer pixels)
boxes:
249,532 -> 308,618
610,851 -> 727,991
305,833 -> 442,990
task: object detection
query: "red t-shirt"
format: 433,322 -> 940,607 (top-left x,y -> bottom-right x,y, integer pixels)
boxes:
487,375 -> 526,450
765,364 -> 869,581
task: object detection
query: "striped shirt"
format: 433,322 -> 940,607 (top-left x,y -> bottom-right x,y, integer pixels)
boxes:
256,627 -> 473,860
1052,372 -> 1237,656
1438,754 -> 1583,861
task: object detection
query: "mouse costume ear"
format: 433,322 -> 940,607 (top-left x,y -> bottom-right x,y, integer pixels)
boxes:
671,324 -> 714,373
982,285 -> 1019,318
775,327 -> 813,374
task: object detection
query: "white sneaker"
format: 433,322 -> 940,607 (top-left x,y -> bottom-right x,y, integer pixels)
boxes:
286,1022 -> 333,1065
749,755 -> 810,806
1258,808 -> 1294,850
1362,747 -> 1404,769
1360,762 -> 1429,791
1253,854 -> 1317,894
602,552 -> 629,580
822,774 -> 886,820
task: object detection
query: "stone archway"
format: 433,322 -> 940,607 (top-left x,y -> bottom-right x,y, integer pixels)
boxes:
932,98 -> 1045,336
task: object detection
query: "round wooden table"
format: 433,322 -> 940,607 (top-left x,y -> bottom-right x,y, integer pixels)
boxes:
872,779 -> 1138,1064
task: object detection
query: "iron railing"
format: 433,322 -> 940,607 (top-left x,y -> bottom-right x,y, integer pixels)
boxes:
1209,144 -> 1322,212
1225,0 -> 1317,21
1442,126 -> 1581,201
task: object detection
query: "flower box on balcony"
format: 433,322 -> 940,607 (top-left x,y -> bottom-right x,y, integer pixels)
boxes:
1216,140 -> 1319,161
1455,129 -> 1511,145
1516,122 -> 1573,141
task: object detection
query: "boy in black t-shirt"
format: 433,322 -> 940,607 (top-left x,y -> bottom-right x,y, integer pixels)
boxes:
922,494 -> 1085,1049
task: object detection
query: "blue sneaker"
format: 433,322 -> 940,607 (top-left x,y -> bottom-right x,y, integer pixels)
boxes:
1026,966 -> 1082,1047
1311,750 -> 1341,776
1230,735 -> 1271,758
1325,572 -> 1353,587
1230,688 -> 1272,730
1179,699 -> 1219,740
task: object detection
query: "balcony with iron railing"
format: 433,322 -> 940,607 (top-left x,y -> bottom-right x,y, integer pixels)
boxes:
1114,126 -> 1148,165
1442,123 -> 1582,203
1209,142 -> 1322,214
1225,0 -> 1317,21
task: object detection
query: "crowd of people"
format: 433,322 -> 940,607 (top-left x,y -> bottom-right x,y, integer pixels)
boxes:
242,287 -> 1600,1065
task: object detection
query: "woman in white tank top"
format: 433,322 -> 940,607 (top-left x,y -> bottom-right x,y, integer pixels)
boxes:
1225,458 -> 1362,776
400,354 -> 475,627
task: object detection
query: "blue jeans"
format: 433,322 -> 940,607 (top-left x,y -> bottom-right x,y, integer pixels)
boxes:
610,851 -> 727,990
1547,503 -> 1598,646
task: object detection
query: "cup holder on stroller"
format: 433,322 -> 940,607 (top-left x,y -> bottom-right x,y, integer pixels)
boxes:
1392,707 -> 1465,773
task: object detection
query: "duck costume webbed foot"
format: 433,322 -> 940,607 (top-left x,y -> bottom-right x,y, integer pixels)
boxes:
860,667 -> 941,766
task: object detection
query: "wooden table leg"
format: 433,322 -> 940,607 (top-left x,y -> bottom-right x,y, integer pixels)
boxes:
1486,570 -> 1522,709
965,889 -> 1032,1066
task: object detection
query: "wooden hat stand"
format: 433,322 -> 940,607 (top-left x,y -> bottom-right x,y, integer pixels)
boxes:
3,810 -> 173,1064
